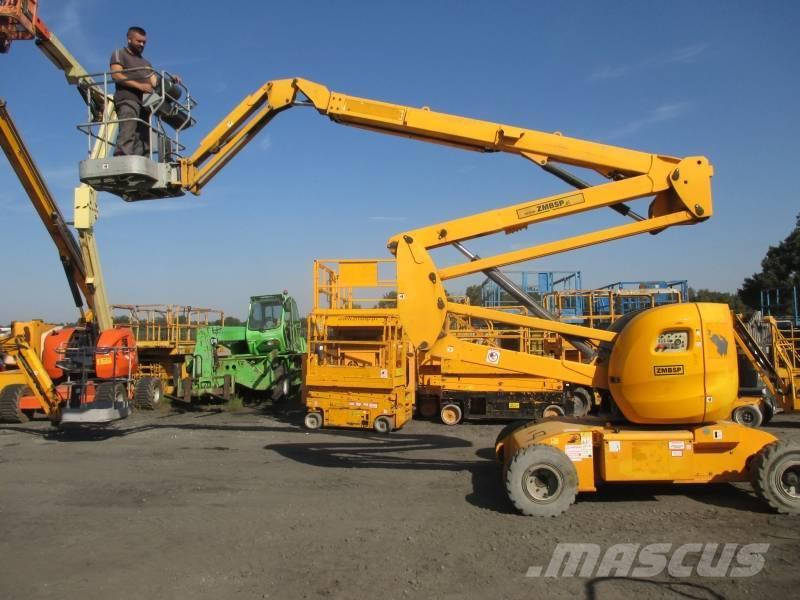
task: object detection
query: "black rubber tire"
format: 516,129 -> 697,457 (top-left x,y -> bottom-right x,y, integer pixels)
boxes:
733,404 -> 763,428
304,411 -> 323,430
374,415 -> 392,434
440,403 -> 463,426
0,384 -> 31,423
95,382 -> 126,406
539,404 -> 566,419
761,398 -> 776,425
505,444 -> 578,517
495,419 -> 534,449
417,396 -> 439,419
569,387 -> 592,417
751,440 -> 800,514
133,377 -> 162,410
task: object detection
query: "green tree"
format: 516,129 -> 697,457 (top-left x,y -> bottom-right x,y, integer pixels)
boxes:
211,316 -> 244,326
465,284 -> 483,306
739,213 -> 800,311
377,291 -> 397,308
689,288 -> 747,314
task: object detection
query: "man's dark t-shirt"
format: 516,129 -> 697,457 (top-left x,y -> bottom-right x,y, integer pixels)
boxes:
110,47 -> 153,104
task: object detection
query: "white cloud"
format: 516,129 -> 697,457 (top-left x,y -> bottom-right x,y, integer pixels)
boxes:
663,43 -> 709,64
605,102 -> 691,139
588,65 -> 632,83
587,43 -> 709,83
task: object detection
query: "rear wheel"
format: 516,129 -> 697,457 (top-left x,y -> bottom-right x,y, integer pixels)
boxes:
505,444 -> 578,517
95,382 -> 127,406
569,387 -> 592,417
761,398 -> 776,425
134,377 -> 162,410
440,403 -> 463,426
0,384 -> 31,423
751,441 -> 800,514
417,396 -> 439,419
540,404 -> 566,419
304,411 -> 323,430
732,404 -> 763,428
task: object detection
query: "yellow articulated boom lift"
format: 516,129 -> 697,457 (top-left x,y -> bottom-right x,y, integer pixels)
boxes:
82,76 -> 800,514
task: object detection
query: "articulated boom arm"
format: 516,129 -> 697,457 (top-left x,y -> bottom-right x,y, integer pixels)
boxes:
390,144 -> 712,377
181,77 -> 705,196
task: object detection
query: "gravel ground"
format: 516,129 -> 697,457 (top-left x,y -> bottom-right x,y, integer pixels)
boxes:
1,407 -> 799,600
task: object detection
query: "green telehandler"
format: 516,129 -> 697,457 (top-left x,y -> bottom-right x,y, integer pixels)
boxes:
181,293 -> 306,405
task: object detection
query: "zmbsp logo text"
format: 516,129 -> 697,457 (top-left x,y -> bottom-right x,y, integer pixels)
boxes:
525,543 -> 769,578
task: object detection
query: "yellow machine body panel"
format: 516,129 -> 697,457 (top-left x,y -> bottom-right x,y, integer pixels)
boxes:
305,387 -> 414,431
608,303 -> 737,425
0,320 -> 60,389
304,267 -> 416,431
499,419 -> 779,489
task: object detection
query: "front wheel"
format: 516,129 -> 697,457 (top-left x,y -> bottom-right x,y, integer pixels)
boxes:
373,415 -> 392,434
505,444 -> 578,517
751,441 -> 800,514
0,384 -> 31,423
440,403 -> 462,426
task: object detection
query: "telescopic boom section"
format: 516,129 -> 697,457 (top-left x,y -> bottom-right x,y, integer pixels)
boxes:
180,77 -> 707,195
0,99 -> 92,319
389,146 -> 713,352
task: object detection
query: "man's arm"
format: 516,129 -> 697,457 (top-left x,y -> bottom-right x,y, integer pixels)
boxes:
110,62 -> 154,93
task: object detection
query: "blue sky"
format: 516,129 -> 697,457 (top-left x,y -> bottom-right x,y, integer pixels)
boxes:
1,0 -> 798,323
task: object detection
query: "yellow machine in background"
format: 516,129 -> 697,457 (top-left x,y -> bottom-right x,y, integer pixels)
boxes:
304,260 -> 414,433
0,320 -> 61,421
111,304 -> 224,398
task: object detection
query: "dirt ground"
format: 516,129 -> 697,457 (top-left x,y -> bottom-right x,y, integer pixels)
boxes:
1,406 -> 799,600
